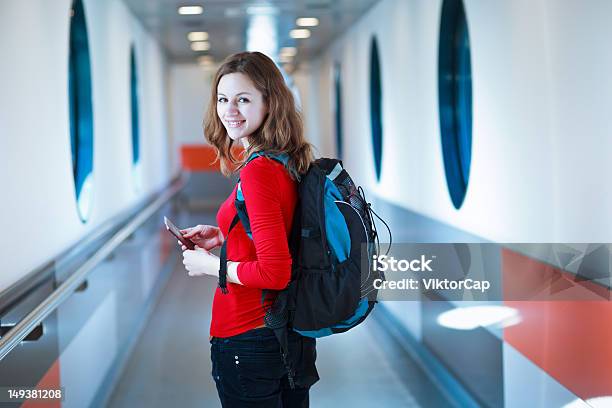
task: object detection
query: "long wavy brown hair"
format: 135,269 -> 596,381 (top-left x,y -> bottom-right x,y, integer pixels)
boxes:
203,51 -> 313,178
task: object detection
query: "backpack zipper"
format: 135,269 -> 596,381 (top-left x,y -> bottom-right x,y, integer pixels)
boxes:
334,200 -> 373,296
318,168 -> 332,264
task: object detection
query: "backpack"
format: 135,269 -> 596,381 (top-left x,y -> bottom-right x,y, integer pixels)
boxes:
218,151 -> 390,386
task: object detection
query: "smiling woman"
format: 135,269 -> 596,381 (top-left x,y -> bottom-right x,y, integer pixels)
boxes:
216,73 -> 267,146
185,51 -> 317,407
203,52 -> 312,176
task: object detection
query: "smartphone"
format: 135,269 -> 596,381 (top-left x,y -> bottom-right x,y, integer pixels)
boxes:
164,216 -> 196,250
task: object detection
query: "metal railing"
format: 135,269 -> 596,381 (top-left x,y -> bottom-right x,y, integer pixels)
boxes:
0,175 -> 187,361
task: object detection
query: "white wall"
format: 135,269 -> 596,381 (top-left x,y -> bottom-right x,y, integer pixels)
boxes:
293,0 -> 612,380
168,63 -> 215,171
0,0 -> 171,292
297,0 -> 612,246
544,0 -> 612,242
293,65 -> 324,155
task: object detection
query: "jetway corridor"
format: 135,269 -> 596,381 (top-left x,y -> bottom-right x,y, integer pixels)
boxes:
3,0 -> 612,407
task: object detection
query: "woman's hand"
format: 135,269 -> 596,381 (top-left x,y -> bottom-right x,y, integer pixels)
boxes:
182,246 -> 220,277
179,224 -> 224,251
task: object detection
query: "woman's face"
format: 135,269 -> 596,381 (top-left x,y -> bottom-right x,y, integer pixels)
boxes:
216,73 -> 267,143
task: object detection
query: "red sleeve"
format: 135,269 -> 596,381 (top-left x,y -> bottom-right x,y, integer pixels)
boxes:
236,158 -> 294,290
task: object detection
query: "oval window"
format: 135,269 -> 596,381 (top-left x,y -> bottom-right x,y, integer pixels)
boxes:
334,63 -> 343,159
369,37 -> 383,181
130,45 -> 141,190
438,0 -> 473,209
69,0 -> 94,222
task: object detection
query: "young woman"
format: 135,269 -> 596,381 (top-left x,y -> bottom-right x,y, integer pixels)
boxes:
179,51 -> 318,407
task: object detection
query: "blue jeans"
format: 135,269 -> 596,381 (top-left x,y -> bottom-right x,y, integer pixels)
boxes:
210,328 -> 318,407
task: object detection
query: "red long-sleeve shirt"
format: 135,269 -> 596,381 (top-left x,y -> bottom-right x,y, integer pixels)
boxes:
210,156 -> 297,338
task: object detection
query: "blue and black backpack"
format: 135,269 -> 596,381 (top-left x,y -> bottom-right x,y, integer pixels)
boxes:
218,151 -> 389,386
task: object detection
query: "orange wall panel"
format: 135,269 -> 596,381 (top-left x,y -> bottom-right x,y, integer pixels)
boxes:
503,249 -> 612,400
180,144 -> 243,172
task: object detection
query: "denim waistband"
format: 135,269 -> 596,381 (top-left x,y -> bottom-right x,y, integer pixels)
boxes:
211,327 -> 276,345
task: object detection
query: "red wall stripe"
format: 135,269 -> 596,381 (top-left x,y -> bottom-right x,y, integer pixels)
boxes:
21,358 -> 61,408
503,248 -> 612,400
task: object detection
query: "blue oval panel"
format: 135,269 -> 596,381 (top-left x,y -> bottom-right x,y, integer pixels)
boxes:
369,37 -> 383,181
334,63 -> 343,160
130,46 -> 140,165
69,0 -> 94,222
438,0 -> 472,209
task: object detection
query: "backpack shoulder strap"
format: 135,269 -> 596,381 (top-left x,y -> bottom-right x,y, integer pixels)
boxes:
234,151 -> 296,237
245,151 -> 299,179
217,214 -> 240,294
218,151 -> 296,294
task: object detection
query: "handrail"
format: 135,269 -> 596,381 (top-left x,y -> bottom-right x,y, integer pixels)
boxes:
0,174 -> 188,361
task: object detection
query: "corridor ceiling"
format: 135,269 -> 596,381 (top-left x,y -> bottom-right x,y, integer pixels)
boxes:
123,0 -> 380,66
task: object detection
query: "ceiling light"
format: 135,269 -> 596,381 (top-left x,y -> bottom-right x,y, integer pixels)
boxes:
296,17 -> 319,27
280,47 -> 297,57
190,41 -> 210,51
290,29 -> 310,39
246,5 -> 279,15
187,31 -> 208,42
178,6 -> 203,15
247,14 -> 278,60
